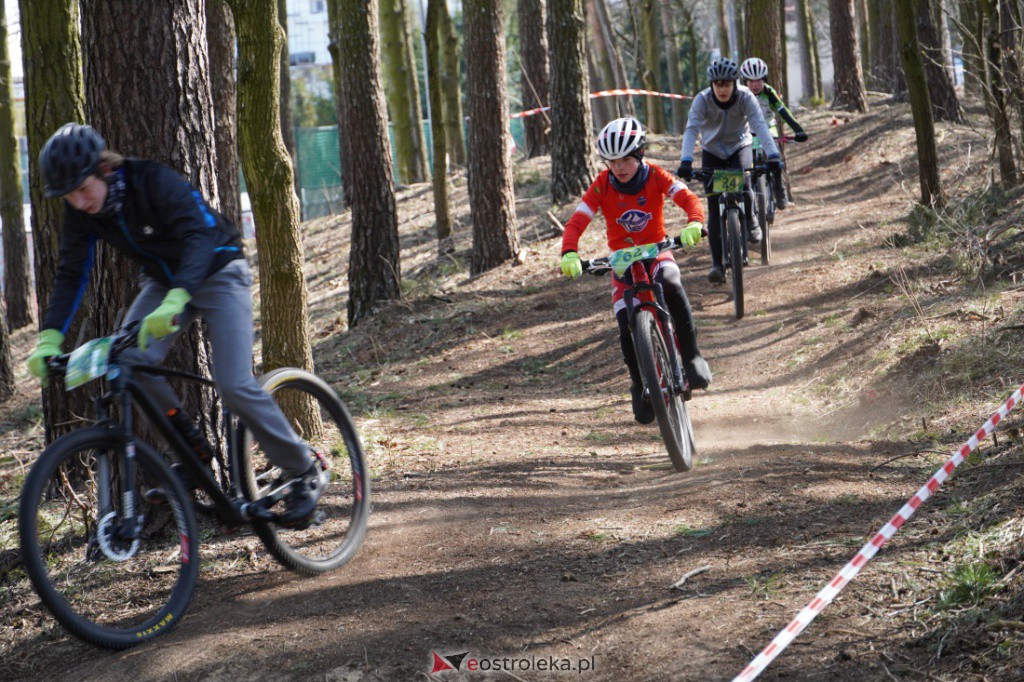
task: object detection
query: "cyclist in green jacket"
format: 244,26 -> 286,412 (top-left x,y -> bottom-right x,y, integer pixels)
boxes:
739,57 -> 808,210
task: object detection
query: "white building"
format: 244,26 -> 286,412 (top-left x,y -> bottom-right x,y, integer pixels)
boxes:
286,0 -> 331,68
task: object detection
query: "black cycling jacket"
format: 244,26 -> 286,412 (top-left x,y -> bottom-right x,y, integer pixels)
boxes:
42,159 -> 244,334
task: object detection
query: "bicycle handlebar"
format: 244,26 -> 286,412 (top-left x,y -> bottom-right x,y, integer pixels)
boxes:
582,234 -> 704,275
46,320 -> 142,376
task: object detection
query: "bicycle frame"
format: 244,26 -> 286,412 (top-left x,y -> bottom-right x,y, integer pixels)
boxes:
618,260 -> 688,396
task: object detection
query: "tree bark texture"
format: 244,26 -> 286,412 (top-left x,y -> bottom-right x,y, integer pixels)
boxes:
0,0 -> 33,330
717,0 -> 732,58
518,0 -> 551,156
229,0 -> 316,374
439,0 -> 467,166
915,0 -> 964,122
278,0 -> 299,206
381,0 -> 428,183
0,300 -> 13,402
19,0 -> 89,442
894,0 -> 945,208
81,0 -> 224,440
591,0 -> 636,116
685,5 -> 699,96
426,0 -> 453,251
333,0 -> 402,323
463,0 -> 520,273
998,0 -> 1024,142
207,0 -> 242,227
549,0 -> 596,204
659,2 -> 685,132
829,0 -> 869,111
640,0 -> 666,133
857,0 -> 871,87
982,0 -> 1019,185
746,0 -> 785,90
736,0 -> 746,57
870,0 -> 906,98
326,1 -> 353,206
779,0 -> 790,96
958,0 -> 986,97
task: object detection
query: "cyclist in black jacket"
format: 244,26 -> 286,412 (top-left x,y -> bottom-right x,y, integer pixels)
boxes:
27,122 -> 324,526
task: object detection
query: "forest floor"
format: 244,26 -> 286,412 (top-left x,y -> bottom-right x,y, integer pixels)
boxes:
3,95 -> 1024,681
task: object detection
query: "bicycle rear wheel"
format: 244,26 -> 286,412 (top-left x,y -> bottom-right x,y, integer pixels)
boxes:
728,208 -> 745,320
757,175 -> 772,265
18,428 -> 198,649
633,310 -> 694,471
240,368 -> 370,575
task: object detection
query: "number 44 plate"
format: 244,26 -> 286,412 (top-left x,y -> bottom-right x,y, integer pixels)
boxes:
64,337 -> 113,390
712,170 -> 744,193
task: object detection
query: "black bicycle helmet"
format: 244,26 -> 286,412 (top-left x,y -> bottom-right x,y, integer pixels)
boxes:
40,123 -> 106,198
707,58 -> 739,82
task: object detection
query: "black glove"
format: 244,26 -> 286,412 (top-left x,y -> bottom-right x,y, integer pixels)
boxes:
677,160 -> 693,181
767,156 -> 783,173
794,131 -> 808,143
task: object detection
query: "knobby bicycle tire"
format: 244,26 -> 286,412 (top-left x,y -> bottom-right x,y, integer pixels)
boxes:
18,428 -> 199,649
240,368 -> 370,575
758,174 -> 772,265
728,208 -> 745,320
633,310 -> 694,471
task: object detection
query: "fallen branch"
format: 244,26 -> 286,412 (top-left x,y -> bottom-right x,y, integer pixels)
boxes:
670,564 -> 712,590
545,211 -> 565,233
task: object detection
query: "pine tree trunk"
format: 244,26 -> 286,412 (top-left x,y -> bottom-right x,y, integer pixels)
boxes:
80,0 -> 223,440
915,0 -> 964,121
326,3 -> 353,206
872,0 -> 907,98
895,0 -> 944,209
278,0 -> 302,212
640,0 -> 666,133
736,0 -> 746,57
381,0 -> 428,183
464,0 -> 520,273
858,0 -> 871,87
797,0 -> 818,100
685,7 -> 700,96
588,47 -> 616,127
19,0 -> 90,442
588,0 -> 620,119
519,0 -> 551,156
333,0 -> 402,323
0,0 -> 33,330
0,301 -> 13,402
981,0 -> 1019,185
207,0 -> 242,228
779,0 -> 790,96
829,0 -> 869,111
958,0 -> 986,98
439,1 -> 467,166
717,0 -> 732,57
659,2 -> 685,133
592,0 -> 636,116
229,0 -> 317,377
809,1 -> 825,98
549,0 -> 597,204
426,0 -> 454,252
747,0 -> 785,91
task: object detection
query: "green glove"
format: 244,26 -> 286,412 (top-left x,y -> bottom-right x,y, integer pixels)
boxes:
138,288 -> 191,352
560,252 -> 583,281
27,329 -> 65,386
680,221 -> 704,247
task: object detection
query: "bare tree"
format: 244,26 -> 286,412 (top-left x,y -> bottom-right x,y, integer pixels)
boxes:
0,0 -> 33,330
381,0 -> 429,183
915,0 -> 964,122
829,0 -> 869,111
326,1 -> 353,206
640,0 -> 666,132
981,0 -> 1018,186
207,0 -> 242,227
519,0 -> 551,156
895,0 -> 944,209
717,0 -> 731,57
439,0 -> 467,166
426,0 -> 454,253
660,2 -> 686,132
869,0 -> 906,98
590,0 -> 636,117
464,0 -> 520,273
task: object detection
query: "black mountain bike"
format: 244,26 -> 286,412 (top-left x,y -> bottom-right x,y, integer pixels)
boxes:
18,322 -> 370,649
752,135 -> 795,265
693,166 -> 769,321
582,237 -> 697,471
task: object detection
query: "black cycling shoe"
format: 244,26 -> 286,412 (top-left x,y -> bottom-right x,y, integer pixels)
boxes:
748,225 -> 763,243
276,463 -> 328,528
630,382 -> 656,425
684,355 -> 713,391
143,462 -> 209,505
707,266 -> 726,284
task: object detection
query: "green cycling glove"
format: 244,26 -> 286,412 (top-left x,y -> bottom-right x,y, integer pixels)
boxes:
27,329 -> 65,387
138,288 -> 191,352
680,221 -> 704,247
560,252 -> 583,281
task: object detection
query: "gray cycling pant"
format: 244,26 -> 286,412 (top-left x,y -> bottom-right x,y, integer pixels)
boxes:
120,259 -> 310,477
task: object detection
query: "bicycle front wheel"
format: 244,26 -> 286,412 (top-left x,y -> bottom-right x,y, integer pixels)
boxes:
633,310 -> 694,472
240,368 -> 370,575
728,208 -> 745,320
18,428 -> 199,649
757,174 -> 772,265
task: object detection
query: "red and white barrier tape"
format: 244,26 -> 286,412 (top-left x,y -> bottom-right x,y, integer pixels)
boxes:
732,382 -> 1024,682
510,88 -> 693,119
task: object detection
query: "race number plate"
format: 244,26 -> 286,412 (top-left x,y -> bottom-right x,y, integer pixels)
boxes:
64,337 -> 113,390
608,242 -> 661,277
712,169 -> 744,193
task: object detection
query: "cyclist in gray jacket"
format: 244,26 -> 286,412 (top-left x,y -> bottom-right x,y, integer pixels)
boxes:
677,58 -> 783,284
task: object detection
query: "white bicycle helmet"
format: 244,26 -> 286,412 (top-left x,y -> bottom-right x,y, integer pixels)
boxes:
596,117 -> 647,161
740,57 -> 769,81
707,58 -> 739,82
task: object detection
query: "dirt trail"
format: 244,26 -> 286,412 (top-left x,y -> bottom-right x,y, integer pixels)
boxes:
3,106 -> 994,681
